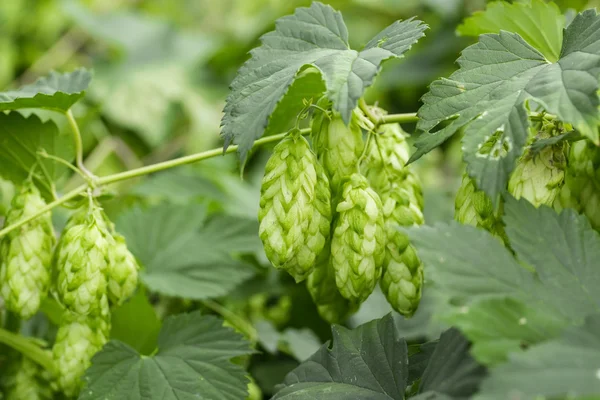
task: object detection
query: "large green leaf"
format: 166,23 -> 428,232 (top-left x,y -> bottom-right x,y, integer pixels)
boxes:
0,112 -> 74,199
0,69 -> 90,112
411,9 -> 600,201
116,204 -> 255,300
221,1 -> 426,163
475,314 -> 600,399
407,197 -> 600,364
457,0 -> 564,62
80,312 -> 253,400
272,314 -> 408,399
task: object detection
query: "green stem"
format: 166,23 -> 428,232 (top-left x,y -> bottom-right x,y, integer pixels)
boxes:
65,109 -> 96,183
0,328 -> 54,373
359,98 -> 418,126
202,300 -> 257,342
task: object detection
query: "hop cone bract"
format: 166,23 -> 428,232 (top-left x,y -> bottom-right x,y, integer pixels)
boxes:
55,205 -> 112,316
312,110 -> 364,194
52,304 -> 110,397
2,356 -> 53,400
556,140 -> 600,230
107,233 -> 139,305
379,185 -> 424,317
330,173 -> 385,303
0,180 -> 55,319
258,134 -> 331,282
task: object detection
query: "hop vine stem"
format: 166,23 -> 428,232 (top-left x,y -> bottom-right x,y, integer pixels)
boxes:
0,328 -> 55,373
0,108 -> 417,240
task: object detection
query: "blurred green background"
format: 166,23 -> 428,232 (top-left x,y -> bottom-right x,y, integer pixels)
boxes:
0,0 -> 597,397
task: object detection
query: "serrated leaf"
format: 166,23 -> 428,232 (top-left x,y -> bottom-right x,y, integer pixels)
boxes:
457,0 -> 564,62
407,197 -> 600,364
80,312 -> 253,400
0,69 -> 90,112
412,10 -> 600,201
475,314 -> 600,399
272,314 -> 408,399
116,204 -> 255,300
418,328 -> 487,399
221,2 -> 426,163
0,112 -> 74,199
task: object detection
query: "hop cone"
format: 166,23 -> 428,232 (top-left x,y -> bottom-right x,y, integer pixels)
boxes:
52,303 -> 110,397
379,185 -> 424,317
312,109 -> 364,194
508,130 -> 567,207
556,140 -> 600,230
2,356 -> 53,400
306,246 -> 358,324
107,233 -> 139,305
0,180 -> 55,319
258,133 -> 332,282
330,173 -> 385,303
55,205 -> 113,316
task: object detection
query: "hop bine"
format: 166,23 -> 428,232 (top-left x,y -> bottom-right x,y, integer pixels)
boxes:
330,173 -> 385,303
258,132 -> 332,282
0,180 -> 55,319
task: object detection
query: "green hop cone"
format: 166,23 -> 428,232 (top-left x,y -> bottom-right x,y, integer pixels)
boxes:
258,133 -> 332,282
55,204 -> 113,316
508,129 -> 567,207
330,173 -> 385,303
2,356 -> 53,400
312,108 -> 364,194
306,246 -> 359,324
52,304 -> 110,397
379,185 -> 424,317
246,377 -> 262,400
0,180 -> 55,319
106,233 -> 139,305
556,139 -> 600,230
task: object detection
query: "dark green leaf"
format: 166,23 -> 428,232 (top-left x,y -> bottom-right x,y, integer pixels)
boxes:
412,10 -> 600,201
0,112 -> 74,199
0,69 -> 90,112
80,312 -> 253,400
273,314 -> 408,399
221,2 -> 426,163
116,204 -> 255,300
528,130 -> 579,156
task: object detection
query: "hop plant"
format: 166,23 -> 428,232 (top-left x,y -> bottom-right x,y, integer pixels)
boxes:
312,108 -> 364,194
55,203 -> 113,316
508,127 -> 567,207
556,139 -> 600,230
379,185 -> 424,317
106,232 -> 139,305
330,173 -> 385,303
0,180 -> 55,319
52,303 -> 110,397
306,246 -> 358,324
2,356 -> 53,400
258,133 -> 332,282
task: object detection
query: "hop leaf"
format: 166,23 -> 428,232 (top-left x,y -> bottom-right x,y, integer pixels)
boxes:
508,127 -> 568,207
556,139 -> 600,230
306,246 -> 358,324
55,204 -> 113,316
331,173 -> 385,302
0,180 -> 55,319
380,185 -> 424,317
2,355 -> 54,400
258,133 -> 332,282
106,233 -> 139,305
312,109 -> 364,194
52,305 -> 110,398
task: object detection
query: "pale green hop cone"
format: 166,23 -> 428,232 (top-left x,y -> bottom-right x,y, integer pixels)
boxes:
312,109 -> 364,194
508,130 -> 567,207
379,185 -> 424,317
3,356 -> 53,400
306,246 -> 359,324
106,233 -> 139,305
331,173 -> 385,303
55,205 -> 113,316
258,133 -> 332,282
0,180 -> 55,319
556,139 -> 600,230
52,304 -> 110,398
